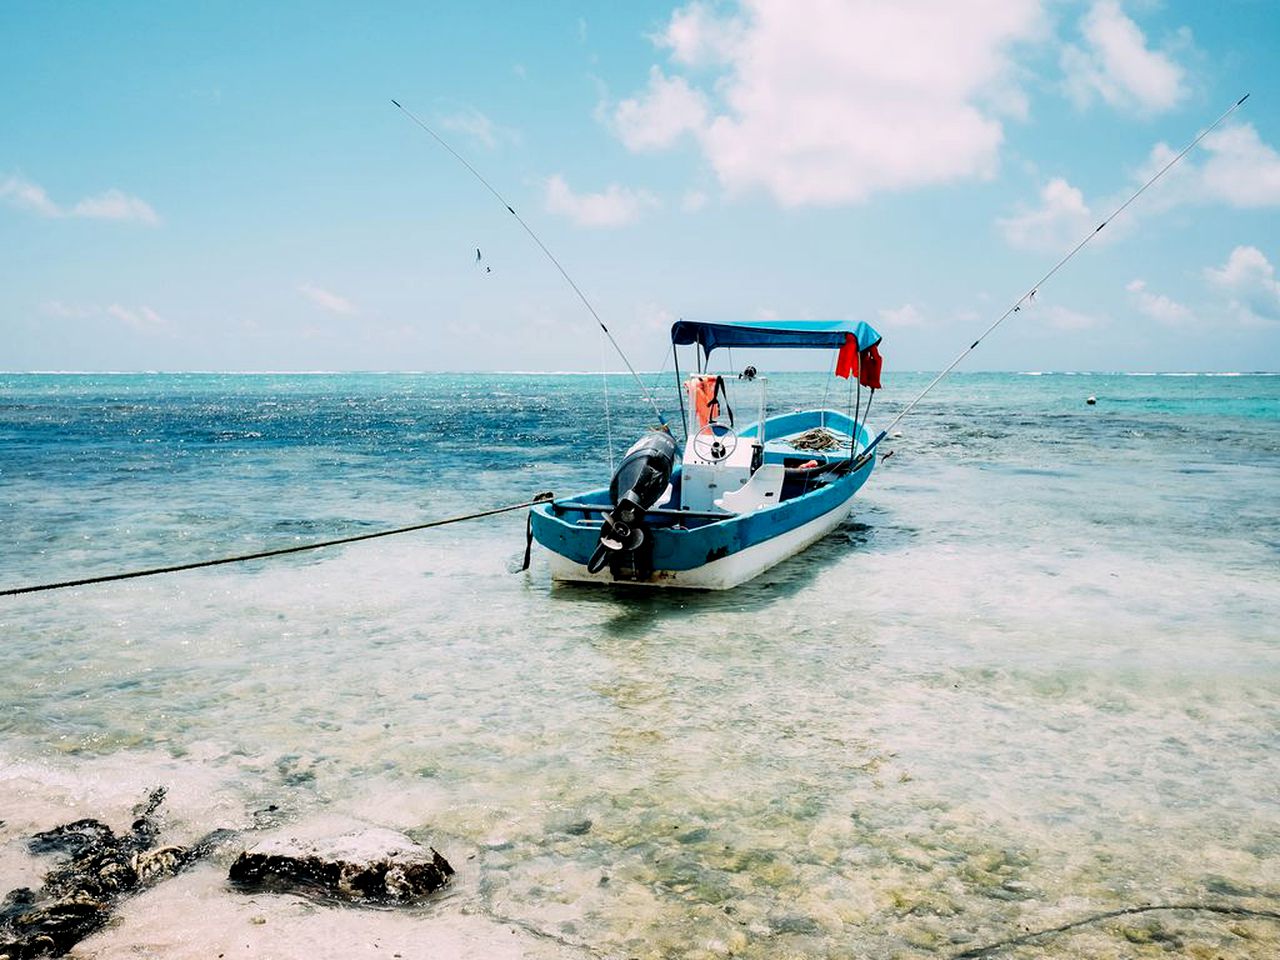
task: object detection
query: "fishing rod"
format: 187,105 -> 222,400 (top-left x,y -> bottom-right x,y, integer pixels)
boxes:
391,98 -> 669,429
851,92 -> 1252,471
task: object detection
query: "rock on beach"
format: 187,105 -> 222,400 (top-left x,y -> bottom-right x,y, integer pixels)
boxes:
228,828 -> 454,902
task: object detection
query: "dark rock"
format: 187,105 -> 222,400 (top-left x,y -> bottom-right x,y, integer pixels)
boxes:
1204,875 -> 1261,898
1,893 -> 111,959
27,820 -> 116,858
676,827 -> 711,844
0,788 -> 230,958
770,914 -> 822,936
228,829 -> 454,904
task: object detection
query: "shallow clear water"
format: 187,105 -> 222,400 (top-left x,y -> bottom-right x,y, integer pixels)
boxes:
1,372 -> 1278,958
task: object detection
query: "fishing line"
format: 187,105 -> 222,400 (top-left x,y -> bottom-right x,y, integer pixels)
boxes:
820,349 -> 838,430
846,369 -> 859,460
599,328 -> 615,474
673,343 -> 689,443
645,341 -> 675,401
391,99 -> 668,429
852,92 -> 1251,470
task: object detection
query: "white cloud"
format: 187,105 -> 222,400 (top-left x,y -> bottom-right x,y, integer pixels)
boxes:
1061,0 -> 1187,114
298,283 -> 357,315
1131,123 -> 1280,217
1,174 -> 159,224
1004,120 -> 1280,252
107,304 -> 169,332
1,175 -> 61,217
877,304 -> 927,328
998,177 -> 1096,251
613,67 -> 708,152
1198,124 -> 1280,208
634,301 -> 676,335
438,107 -> 516,150
1126,278 -> 1193,326
544,175 -> 657,228
40,300 -> 171,332
681,189 -> 708,212
659,1 -> 744,66
1206,246 -> 1280,325
40,299 -> 97,319
1044,304 -> 1104,331
618,0 -> 1044,207
72,188 -> 160,225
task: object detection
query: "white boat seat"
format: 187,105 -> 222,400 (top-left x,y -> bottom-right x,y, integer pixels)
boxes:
715,463 -> 785,514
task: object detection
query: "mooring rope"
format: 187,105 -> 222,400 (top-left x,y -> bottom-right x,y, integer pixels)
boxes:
951,902 -> 1280,959
0,493 -> 555,597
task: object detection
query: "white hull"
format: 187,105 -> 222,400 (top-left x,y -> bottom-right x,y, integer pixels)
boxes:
547,491 -> 858,590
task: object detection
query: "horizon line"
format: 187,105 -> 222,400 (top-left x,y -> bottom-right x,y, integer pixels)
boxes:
3,369 -> 1278,377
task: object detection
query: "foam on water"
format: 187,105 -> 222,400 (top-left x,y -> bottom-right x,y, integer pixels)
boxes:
1,372 -> 1277,957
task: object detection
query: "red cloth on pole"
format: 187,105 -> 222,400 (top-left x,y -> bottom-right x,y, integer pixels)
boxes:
835,334 -> 859,379
858,344 -> 882,389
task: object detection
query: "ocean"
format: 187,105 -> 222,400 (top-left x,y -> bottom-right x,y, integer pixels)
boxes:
1,371 -> 1277,958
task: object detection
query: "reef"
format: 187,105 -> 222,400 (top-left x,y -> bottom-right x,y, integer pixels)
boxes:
0,788 -> 231,959
228,828 -> 454,903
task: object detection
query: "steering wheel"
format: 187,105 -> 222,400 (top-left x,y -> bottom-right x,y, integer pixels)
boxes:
692,421 -> 738,462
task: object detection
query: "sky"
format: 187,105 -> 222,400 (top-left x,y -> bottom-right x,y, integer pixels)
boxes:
2,0 -> 1278,373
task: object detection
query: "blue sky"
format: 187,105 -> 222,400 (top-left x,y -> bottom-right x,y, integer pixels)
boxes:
2,1 -> 1278,372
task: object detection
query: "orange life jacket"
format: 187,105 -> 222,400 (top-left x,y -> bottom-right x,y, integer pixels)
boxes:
688,374 -> 731,428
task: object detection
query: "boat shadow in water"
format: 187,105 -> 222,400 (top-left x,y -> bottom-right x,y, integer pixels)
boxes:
548,501 -> 918,637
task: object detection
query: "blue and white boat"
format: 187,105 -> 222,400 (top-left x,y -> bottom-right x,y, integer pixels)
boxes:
530,319 -> 885,589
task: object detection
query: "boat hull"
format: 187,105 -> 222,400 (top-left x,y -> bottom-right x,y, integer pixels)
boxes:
544,483 -> 861,589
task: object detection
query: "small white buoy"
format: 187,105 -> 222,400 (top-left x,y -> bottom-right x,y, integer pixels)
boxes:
891,431 -> 904,438
1086,395 -> 1097,405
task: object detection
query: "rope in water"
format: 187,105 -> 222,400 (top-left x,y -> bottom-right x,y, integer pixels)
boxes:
0,493 -> 554,597
951,902 -> 1280,958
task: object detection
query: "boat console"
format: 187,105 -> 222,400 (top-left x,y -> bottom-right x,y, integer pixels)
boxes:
679,372 -> 767,512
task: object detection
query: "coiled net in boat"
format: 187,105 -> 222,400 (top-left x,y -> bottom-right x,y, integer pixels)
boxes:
786,428 -> 845,451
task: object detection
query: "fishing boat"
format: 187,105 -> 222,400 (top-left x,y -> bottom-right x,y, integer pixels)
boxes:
530,319 -> 885,589
394,95 -> 1248,590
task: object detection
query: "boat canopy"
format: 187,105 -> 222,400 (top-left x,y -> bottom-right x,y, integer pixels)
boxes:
670,319 -> 881,356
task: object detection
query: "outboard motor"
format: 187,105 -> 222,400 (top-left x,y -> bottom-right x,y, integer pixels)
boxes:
587,429 -> 678,574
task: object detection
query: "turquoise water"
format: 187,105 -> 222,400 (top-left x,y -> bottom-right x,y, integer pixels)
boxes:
1,372 -> 1278,958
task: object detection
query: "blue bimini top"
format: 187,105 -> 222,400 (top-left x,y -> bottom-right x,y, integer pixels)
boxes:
670,319 -> 882,356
